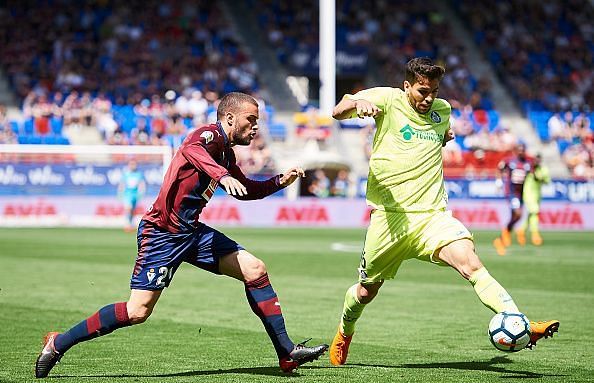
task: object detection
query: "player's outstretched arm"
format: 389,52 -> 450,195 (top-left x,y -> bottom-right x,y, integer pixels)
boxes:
220,175 -> 247,197
332,98 -> 380,120
279,167 -> 305,187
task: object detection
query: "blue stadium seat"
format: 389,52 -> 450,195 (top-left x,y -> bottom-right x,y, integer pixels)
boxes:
28,136 -> 42,145
23,118 -> 34,135
268,122 -> 286,140
41,136 -> 58,145
50,117 -> 63,135
56,136 -> 70,145
9,120 -> 20,134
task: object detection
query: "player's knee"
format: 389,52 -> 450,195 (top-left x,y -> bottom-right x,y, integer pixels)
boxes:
358,282 -> 382,304
243,257 -> 267,283
127,304 -> 154,324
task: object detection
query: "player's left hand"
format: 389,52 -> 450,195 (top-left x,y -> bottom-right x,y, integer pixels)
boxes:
280,167 -> 305,187
442,128 -> 455,147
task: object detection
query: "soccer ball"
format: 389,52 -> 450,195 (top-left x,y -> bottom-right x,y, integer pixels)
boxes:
488,312 -> 531,352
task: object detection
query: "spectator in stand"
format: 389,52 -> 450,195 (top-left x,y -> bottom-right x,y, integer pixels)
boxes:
187,90 -> 209,125
107,126 -> 129,145
450,102 -> 475,138
31,94 -> 53,135
0,105 -> 17,144
463,126 -> 492,151
0,1 -> 261,106
563,138 -> 594,180
455,0 -> 593,113
129,119 -> 151,146
572,106 -> 592,142
294,106 -> 332,146
547,108 -> 567,142
493,126 -> 518,152
93,93 -> 117,139
330,169 -> 351,198
307,169 -> 330,198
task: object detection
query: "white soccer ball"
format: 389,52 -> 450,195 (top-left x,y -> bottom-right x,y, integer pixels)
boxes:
488,312 -> 531,352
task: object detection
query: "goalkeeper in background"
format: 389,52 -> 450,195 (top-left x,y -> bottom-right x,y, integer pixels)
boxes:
118,160 -> 146,232
328,57 -> 559,366
518,154 -> 550,246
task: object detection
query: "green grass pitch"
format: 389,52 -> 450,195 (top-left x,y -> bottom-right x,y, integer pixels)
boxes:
1,228 -> 593,382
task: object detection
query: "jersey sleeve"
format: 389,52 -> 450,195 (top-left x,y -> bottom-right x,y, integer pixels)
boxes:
180,142 -> 229,181
225,149 -> 283,200
343,87 -> 393,118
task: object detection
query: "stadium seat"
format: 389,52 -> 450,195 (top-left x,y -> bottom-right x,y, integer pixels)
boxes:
9,120 -> 20,134
268,122 -> 286,140
50,117 -> 63,135
23,118 -> 34,135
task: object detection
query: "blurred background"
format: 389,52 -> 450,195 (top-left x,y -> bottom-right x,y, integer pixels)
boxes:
0,0 -> 592,229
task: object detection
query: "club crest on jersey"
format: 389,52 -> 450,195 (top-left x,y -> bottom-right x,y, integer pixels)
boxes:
201,131 -> 214,144
147,268 -> 156,283
430,111 -> 441,123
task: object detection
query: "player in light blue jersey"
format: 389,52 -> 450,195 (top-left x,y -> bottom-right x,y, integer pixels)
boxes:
119,160 -> 146,231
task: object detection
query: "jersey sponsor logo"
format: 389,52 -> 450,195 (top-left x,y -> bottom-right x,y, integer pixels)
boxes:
201,179 -> 218,201
399,124 -> 444,143
200,131 -> 214,144
430,111 -> 441,123
400,124 -> 415,140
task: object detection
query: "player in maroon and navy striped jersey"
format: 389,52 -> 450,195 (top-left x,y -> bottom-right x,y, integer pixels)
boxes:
493,143 -> 534,256
35,93 -> 328,378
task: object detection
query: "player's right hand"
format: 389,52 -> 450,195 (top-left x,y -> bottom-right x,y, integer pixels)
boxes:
354,100 -> 380,118
220,175 -> 247,197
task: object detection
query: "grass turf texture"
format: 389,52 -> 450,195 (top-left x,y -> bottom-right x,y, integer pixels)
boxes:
0,228 -> 593,383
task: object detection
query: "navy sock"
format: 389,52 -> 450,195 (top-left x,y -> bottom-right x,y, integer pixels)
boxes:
245,274 -> 294,358
54,302 -> 131,353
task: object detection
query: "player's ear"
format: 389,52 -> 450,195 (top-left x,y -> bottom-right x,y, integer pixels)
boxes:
403,81 -> 411,93
225,111 -> 235,127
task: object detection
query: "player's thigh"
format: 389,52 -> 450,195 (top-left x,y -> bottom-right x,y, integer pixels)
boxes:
185,223 -> 246,276
219,249 -> 266,282
359,210 -> 413,283
416,210 -> 474,265
130,220 -> 191,290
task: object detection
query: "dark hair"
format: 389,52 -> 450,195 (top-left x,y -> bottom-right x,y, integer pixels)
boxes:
405,57 -> 445,84
217,92 -> 258,120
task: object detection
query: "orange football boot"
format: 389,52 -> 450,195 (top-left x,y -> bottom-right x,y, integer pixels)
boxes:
501,229 -> 512,247
329,328 -> 353,366
527,320 -> 560,349
493,237 -> 507,256
516,228 -> 526,246
531,231 -> 543,246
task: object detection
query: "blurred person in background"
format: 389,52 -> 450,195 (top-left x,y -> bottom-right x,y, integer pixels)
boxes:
118,160 -> 146,232
493,143 -> 533,256
331,169 -> 351,198
518,154 -> 550,246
